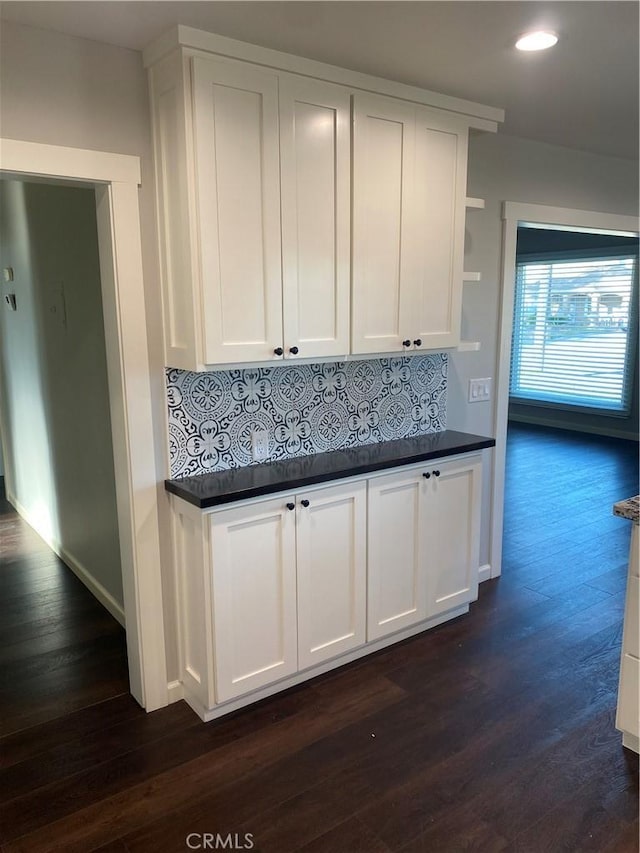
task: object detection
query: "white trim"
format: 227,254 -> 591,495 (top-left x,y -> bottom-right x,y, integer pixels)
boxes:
143,26 -> 503,129
508,413 -> 638,442
465,197 -> 485,210
478,563 -> 492,583
167,679 -> 185,704
503,202 -> 638,236
0,138 -> 140,185
0,138 -> 168,712
492,201 -> 639,580
6,489 -> 126,627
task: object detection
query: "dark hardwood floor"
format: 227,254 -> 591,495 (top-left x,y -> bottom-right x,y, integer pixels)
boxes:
1,423 -> 638,853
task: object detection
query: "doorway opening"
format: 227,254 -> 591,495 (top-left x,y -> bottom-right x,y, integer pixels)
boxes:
0,137 -> 167,712
492,202 -> 639,576
0,179 -> 124,617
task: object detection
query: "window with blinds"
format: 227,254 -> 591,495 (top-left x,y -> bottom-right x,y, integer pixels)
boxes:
510,251 -> 638,414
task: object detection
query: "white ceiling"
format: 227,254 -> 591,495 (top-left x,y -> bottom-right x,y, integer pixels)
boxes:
1,1 -> 638,160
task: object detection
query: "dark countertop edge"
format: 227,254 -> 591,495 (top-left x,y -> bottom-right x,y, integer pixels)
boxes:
165,433 -> 495,509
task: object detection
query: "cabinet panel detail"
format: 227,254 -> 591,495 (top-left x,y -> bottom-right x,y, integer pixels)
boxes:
424,458 -> 481,616
352,95 -> 415,354
367,472 -> 425,640
617,653 -> 639,737
172,505 -> 214,709
413,118 -> 466,348
296,481 -> 366,668
210,498 -> 297,701
192,58 -> 283,364
280,77 -> 350,358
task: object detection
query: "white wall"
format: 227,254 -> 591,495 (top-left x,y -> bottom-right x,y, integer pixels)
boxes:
448,132 -> 639,565
0,20 -> 179,677
0,179 -> 123,608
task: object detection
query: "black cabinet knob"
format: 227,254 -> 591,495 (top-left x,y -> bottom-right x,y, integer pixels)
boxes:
301,499 -> 310,508
433,470 -> 440,477
423,472 -> 431,479
413,339 -> 422,347
273,346 -> 284,356
402,339 -> 411,347
286,502 -> 295,511
289,346 -> 299,355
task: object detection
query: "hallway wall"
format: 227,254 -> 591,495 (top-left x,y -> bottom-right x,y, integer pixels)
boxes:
0,179 -> 123,616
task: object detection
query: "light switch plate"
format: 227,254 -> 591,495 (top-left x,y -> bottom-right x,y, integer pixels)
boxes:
468,377 -> 491,403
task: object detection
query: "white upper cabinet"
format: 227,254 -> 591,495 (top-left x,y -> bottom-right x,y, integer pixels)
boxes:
412,108 -> 468,351
279,76 -> 351,359
146,29 -> 501,369
352,95 -> 469,355
352,94 -> 416,355
192,58 -> 284,364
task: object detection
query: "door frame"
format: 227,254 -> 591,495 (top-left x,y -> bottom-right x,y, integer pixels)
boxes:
0,137 -> 168,712
491,200 -> 639,577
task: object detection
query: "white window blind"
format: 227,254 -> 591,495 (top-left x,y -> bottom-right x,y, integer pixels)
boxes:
510,252 -> 638,414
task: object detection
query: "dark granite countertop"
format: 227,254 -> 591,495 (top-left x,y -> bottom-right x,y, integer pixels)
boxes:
165,430 -> 495,509
613,496 -> 639,525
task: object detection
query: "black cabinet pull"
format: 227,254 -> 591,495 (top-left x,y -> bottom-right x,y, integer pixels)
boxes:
402,339 -> 411,347
433,470 -> 440,477
423,472 -> 431,479
273,346 -> 284,356
413,339 -> 422,347
301,499 -> 310,508
286,502 -> 295,511
289,346 -> 299,355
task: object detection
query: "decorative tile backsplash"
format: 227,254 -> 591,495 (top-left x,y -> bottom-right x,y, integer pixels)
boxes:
167,354 -> 447,478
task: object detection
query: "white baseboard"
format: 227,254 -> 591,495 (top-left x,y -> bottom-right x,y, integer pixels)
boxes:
508,413 -> 638,442
7,490 -> 126,627
478,563 -> 492,583
167,679 -> 184,704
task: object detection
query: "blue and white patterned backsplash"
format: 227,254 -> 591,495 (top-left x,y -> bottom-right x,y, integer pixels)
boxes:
167,354 -> 447,478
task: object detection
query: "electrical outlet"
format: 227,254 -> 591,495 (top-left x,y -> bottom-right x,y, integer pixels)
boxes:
251,429 -> 270,461
468,378 -> 492,403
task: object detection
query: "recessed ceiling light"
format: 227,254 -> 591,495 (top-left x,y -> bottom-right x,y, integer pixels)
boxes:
515,31 -> 559,51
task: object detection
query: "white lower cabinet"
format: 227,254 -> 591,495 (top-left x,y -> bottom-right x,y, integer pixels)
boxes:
424,456 -> 482,616
209,496 -> 298,702
368,454 -> 481,640
296,481 -> 367,669
368,470 -> 426,640
616,524 -> 639,751
171,451 -> 482,720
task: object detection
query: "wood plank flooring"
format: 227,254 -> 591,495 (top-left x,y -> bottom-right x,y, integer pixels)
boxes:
1,423 -> 638,852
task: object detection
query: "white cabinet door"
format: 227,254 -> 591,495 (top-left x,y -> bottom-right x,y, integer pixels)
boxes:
422,455 -> 481,617
209,495 -> 297,701
280,76 -> 351,360
367,469 -> 426,640
412,108 -> 467,350
352,94 -> 416,355
192,57 -> 283,364
296,481 -> 367,669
